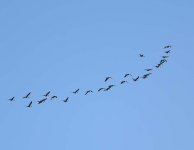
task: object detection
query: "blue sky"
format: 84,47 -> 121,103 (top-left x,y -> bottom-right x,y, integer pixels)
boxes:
0,0 -> 194,150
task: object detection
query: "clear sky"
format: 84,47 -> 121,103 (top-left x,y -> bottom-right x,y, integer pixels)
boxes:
0,0 -> 194,150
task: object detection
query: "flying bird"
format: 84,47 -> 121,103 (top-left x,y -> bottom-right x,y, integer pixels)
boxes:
124,74 -> 132,78
104,85 -> 115,91
155,64 -> 161,68
160,59 -> 167,64
164,45 -> 172,49
43,91 -> 51,97
98,88 -> 105,92
23,92 -> 31,99
145,69 -> 152,72
142,73 -> 152,79
139,54 -> 145,57
9,97 -> 15,101
105,77 -> 112,82
85,90 -> 93,95
133,76 -> 139,81
63,97 -> 69,103
38,98 -> 47,104
121,81 -> 128,84
165,50 -> 171,54
162,56 -> 169,59
108,85 -> 115,88
51,96 -> 57,100
27,101 -> 32,108
73,89 -> 79,94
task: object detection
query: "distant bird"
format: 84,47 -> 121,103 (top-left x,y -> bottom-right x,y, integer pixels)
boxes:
133,76 -> 139,81
38,98 -> 47,104
27,101 -> 32,108
9,97 -> 15,101
98,88 -> 105,92
155,64 -> 161,68
23,92 -> 31,99
104,85 -> 115,91
164,45 -> 172,49
108,85 -> 115,88
63,97 -> 69,103
142,73 -> 152,79
43,91 -> 51,97
165,50 -> 171,54
124,74 -> 132,78
145,69 -> 152,72
105,77 -> 112,82
85,90 -> 93,95
73,89 -> 79,94
160,59 -> 167,64
121,81 -> 128,84
162,56 -> 169,59
51,96 -> 57,100
139,54 -> 145,57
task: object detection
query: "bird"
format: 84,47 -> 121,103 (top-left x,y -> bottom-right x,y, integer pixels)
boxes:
23,92 -> 31,99
105,77 -> 112,82
85,90 -> 93,95
162,56 -> 169,59
121,81 -> 128,84
73,89 -> 79,94
142,73 -> 152,79
104,85 -> 115,91
133,76 -> 139,81
27,101 -> 32,108
9,97 -> 15,101
63,97 -> 69,103
155,64 -> 161,68
43,91 -> 51,97
108,85 -> 115,88
38,98 -> 47,104
51,96 -> 57,100
165,50 -> 171,54
139,54 -> 145,57
124,74 -> 132,78
145,69 -> 152,72
164,45 -> 172,49
160,59 -> 167,64
98,88 -> 105,92
104,87 -> 111,91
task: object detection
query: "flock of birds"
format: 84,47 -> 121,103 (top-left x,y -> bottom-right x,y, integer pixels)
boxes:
8,45 -> 172,108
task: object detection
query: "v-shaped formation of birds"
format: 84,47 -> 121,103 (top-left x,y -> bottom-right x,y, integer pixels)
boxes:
8,45 -> 172,108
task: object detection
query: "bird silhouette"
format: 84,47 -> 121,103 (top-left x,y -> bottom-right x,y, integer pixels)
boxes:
23,92 -> 31,99
105,77 -> 112,82
38,98 -> 47,104
121,81 -> 128,84
85,90 -> 93,95
51,96 -> 57,100
73,89 -> 79,94
139,54 -> 145,57
27,101 -> 32,108
145,69 -> 152,72
162,56 -> 169,59
160,59 -> 167,64
155,64 -> 161,68
105,85 -> 115,91
9,97 -> 15,101
98,88 -> 105,92
63,97 -> 69,103
124,74 -> 132,78
142,73 -> 152,79
164,45 -> 172,49
133,76 -> 139,81
43,91 -> 51,97
165,50 -> 171,54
